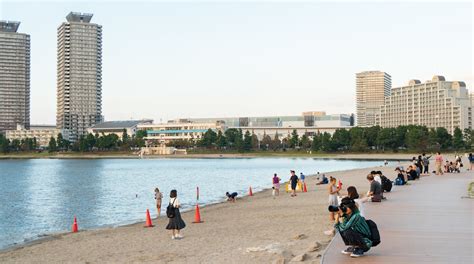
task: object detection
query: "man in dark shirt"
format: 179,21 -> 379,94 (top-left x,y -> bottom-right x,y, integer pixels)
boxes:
367,174 -> 382,202
289,170 -> 298,197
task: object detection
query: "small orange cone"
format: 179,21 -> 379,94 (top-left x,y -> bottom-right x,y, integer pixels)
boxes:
144,209 -> 154,228
303,182 -> 308,192
249,186 -> 253,196
72,216 -> 78,233
192,204 -> 203,223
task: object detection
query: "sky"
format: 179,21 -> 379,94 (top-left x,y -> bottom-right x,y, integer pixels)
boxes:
1,0 -> 472,124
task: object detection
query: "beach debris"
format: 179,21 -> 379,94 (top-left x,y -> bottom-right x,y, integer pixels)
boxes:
246,243 -> 282,254
272,256 -> 285,264
293,234 -> 307,240
307,241 -> 322,252
290,253 -> 306,262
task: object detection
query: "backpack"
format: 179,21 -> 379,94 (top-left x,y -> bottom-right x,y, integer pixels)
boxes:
380,175 -> 392,192
394,177 -> 404,186
365,219 -> 381,247
166,199 -> 176,218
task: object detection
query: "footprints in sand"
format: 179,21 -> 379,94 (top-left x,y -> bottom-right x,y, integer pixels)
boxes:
246,236 -> 329,263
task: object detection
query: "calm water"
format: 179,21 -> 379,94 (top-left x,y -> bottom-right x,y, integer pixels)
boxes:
0,158 -> 381,249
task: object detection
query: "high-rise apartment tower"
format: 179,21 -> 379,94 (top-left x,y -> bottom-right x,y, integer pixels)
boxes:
356,71 -> 391,127
0,21 -> 30,133
57,12 -> 102,141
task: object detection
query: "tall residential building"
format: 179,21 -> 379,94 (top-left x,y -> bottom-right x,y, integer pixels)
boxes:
376,76 -> 472,134
57,12 -> 102,141
0,21 -> 30,134
356,71 -> 391,127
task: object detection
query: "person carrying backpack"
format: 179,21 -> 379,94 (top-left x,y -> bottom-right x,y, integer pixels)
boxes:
334,197 -> 379,258
166,189 -> 186,239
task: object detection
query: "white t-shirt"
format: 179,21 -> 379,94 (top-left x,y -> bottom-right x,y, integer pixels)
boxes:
374,175 -> 382,185
354,198 -> 366,217
170,197 -> 180,208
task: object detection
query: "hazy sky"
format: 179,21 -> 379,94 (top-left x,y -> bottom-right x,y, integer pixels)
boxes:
1,1 -> 472,124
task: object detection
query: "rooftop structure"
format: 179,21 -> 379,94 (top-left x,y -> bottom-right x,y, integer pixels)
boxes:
66,12 -> 93,23
87,119 -> 153,137
0,21 -> 20,32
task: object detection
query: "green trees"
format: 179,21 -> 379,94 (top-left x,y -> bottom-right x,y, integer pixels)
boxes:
48,137 -> 57,152
452,127 -> 465,150
199,129 -> 217,148
289,130 -> 299,149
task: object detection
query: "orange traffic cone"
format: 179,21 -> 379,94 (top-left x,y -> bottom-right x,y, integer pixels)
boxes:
249,186 -> 253,196
144,209 -> 154,228
72,216 -> 78,233
192,204 -> 203,223
303,182 -> 308,192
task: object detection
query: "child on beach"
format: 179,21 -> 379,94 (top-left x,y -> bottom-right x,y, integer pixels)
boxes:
154,187 -> 163,217
299,172 -> 305,184
166,190 -> 186,240
328,177 -> 341,220
226,192 -> 238,202
289,170 -> 299,197
272,173 -> 281,197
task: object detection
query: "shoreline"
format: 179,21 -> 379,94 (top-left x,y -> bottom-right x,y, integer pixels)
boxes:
0,152 -> 453,161
0,164 -> 405,263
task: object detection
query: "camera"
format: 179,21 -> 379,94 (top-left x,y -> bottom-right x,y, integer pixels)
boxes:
328,205 -> 340,212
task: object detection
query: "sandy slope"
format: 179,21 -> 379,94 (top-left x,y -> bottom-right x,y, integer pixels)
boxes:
0,161 -> 411,264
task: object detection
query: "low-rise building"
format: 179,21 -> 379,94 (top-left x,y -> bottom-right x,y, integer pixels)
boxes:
87,119 -> 153,137
5,124 -> 70,147
137,122 -> 225,145
376,76 -> 472,134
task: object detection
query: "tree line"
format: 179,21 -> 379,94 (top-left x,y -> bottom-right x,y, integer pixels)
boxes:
1,125 -> 473,154
0,129 -> 147,153
174,126 -> 474,152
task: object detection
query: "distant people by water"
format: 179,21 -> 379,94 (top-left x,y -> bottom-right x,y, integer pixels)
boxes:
154,188 -> 163,217
299,172 -> 305,184
289,170 -> 299,197
435,152 -> 444,175
225,192 -> 238,202
272,173 -> 281,197
328,177 -> 341,220
366,174 -> 382,202
316,174 -> 328,185
166,189 -> 186,240
335,197 -> 373,258
469,153 -> 474,171
422,153 -> 431,175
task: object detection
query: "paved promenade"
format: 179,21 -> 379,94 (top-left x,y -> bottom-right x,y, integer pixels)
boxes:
322,171 -> 473,264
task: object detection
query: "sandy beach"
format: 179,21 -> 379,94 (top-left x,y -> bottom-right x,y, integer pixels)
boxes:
0,162 -> 407,264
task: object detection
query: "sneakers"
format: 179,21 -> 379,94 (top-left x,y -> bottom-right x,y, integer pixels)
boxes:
350,248 -> 364,258
341,247 -> 354,255
324,229 -> 335,236
171,236 -> 176,240
175,234 -> 184,239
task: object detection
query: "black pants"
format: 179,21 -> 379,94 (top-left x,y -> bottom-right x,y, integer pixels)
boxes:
340,229 -> 369,251
423,165 -> 429,174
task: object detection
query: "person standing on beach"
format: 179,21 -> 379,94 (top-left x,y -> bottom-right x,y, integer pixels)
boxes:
289,170 -> 298,197
422,153 -> 431,175
166,190 -> 186,240
328,177 -> 341,220
435,152 -> 444,175
299,172 -> 306,184
272,173 -> 281,197
154,188 -> 163,217
469,153 -> 474,171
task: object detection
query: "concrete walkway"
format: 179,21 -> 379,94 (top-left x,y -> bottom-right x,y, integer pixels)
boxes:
321,171 -> 474,264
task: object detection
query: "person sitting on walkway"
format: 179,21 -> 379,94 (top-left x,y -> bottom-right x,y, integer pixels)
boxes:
394,167 -> 406,185
335,197 -> 373,258
406,165 -> 418,181
316,174 -> 329,185
469,153 -> 474,171
366,174 -> 382,202
225,192 -> 238,202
